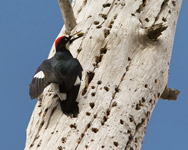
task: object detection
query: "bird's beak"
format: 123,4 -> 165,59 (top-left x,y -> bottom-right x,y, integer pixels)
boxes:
69,31 -> 84,44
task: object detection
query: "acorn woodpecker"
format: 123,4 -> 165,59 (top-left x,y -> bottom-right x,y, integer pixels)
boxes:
29,31 -> 83,117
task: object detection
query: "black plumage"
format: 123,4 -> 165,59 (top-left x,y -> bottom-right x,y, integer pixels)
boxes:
29,33 -> 83,116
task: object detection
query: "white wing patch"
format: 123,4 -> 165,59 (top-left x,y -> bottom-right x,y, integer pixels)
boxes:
34,71 -> 45,79
74,76 -> 81,86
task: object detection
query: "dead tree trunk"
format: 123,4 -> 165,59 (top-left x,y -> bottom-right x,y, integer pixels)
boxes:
25,0 -> 182,150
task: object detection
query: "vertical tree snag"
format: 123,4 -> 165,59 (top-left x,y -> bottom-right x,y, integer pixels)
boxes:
25,0 -> 182,150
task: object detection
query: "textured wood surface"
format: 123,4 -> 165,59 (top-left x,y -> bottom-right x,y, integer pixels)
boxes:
25,0 -> 182,150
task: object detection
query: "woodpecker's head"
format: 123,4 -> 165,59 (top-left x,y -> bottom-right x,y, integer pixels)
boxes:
55,31 -> 83,51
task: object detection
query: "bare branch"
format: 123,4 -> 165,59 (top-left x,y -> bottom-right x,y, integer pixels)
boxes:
160,86 -> 180,101
58,0 -> 77,34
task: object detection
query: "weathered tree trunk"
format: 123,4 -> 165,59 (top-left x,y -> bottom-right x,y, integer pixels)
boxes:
25,0 -> 182,150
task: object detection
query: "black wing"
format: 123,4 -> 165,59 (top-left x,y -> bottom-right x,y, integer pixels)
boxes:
58,58 -> 83,116
56,58 -> 83,91
29,60 -> 51,99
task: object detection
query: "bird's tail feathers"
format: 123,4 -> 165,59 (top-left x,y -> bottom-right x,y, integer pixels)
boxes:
59,85 -> 80,117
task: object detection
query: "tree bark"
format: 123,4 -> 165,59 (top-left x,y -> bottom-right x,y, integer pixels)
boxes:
25,0 -> 182,150
58,0 -> 77,34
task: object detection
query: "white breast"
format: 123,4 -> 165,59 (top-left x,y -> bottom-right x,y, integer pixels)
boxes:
51,83 -> 67,101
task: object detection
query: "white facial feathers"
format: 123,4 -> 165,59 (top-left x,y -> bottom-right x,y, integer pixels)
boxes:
34,71 -> 45,79
65,42 -> 70,51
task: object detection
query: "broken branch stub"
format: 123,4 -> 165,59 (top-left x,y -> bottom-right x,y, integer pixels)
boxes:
160,86 -> 180,101
146,23 -> 168,41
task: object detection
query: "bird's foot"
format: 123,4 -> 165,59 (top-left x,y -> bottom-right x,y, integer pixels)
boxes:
59,100 -> 79,117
